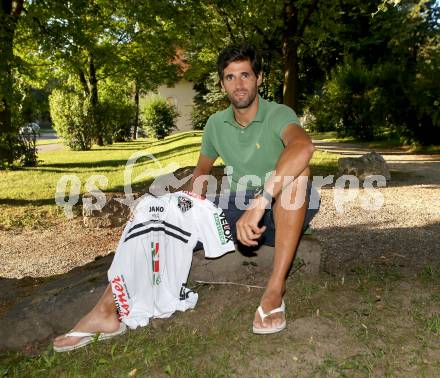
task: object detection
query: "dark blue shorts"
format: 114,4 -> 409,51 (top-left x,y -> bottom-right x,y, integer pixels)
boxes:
206,183 -> 320,248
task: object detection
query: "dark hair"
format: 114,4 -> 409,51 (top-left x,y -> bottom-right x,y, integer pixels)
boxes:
217,43 -> 262,80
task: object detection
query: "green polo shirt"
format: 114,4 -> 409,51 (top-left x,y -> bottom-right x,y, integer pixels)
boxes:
201,95 -> 300,192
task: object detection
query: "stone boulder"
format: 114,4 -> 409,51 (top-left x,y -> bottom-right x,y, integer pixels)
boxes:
82,193 -> 132,228
337,151 -> 391,181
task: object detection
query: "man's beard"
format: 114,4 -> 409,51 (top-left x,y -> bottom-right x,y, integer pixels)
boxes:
228,87 -> 258,109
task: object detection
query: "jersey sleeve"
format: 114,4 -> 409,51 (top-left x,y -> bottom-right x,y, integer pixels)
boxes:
270,105 -> 301,140
200,119 -> 219,160
192,197 -> 235,258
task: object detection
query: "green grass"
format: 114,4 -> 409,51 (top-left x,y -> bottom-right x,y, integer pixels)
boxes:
2,268 -> 440,377
308,131 -> 356,143
309,131 -> 440,154
0,131 -> 338,229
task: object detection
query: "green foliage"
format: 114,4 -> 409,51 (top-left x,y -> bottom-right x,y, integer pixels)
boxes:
49,89 -> 94,151
97,98 -> 136,143
141,96 -> 177,140
96,81 -> 137,143
307,59 -> 380,140
307,48 -> 440,145
192,73 -> 229,130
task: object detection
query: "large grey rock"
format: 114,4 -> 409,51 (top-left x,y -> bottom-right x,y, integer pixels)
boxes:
191,236 -> 322,282
337,151 -> 391,181
0,237 -> 322,351
82,193 -> 131,228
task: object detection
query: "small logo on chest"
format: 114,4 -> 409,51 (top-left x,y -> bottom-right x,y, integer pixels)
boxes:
149,206 -> 164,212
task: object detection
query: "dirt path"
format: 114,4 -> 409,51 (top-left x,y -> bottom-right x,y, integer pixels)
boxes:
312,140 -> 440,275
37,130 -> 64,152
37,143 -> 64,152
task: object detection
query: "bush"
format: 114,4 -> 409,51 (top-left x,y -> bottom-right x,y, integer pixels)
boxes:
141,95 -> 177,139
97,98 -> 136,143
306,59 -> 379,140
49,90 -> 94,150
306,54 -> 440,145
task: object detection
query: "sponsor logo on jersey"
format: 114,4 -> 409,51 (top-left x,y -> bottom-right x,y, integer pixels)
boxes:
177,196 -> 193,213
213,211 -> 233,245
111,275 -> 130,319
149,206 -> 164,212
151,241 -> 161,285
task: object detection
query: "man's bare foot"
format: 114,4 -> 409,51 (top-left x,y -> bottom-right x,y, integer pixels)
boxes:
53,311 -> 121,349
253,289 -> 285,331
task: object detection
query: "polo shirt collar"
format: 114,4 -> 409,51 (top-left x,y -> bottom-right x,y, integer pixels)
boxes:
224,95 -> 265,127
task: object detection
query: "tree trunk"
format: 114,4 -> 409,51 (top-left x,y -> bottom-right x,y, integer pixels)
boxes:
283,41 -> 299,110
0,0 -> 24,167
282,1 -> 299,110
88,54 -> 103,146
133,81 -> 140,140
282,0 -> 319,111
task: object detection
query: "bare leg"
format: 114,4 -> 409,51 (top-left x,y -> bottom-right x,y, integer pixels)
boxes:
53,283 -> 120,348
253,168 -> 309,330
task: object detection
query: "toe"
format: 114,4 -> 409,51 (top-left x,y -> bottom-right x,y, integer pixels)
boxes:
253,310 -> 264,329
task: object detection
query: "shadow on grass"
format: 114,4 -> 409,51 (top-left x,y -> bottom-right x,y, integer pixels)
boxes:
0,198 -> 55,207
95,132 -> 202,151
32,144 -> 201,172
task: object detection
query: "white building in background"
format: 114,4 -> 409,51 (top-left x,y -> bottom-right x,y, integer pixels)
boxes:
156,79 -> 196,132
145,48 -> 197,133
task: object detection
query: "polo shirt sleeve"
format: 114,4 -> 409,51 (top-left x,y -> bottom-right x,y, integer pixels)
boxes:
271,105 -> 301,140
200,120 -> 219,160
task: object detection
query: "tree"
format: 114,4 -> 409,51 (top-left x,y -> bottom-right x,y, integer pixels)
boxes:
181,0 -> 323,109
0,0 -> 24,168
114,1 -> 180,139
15,0 -> 182,148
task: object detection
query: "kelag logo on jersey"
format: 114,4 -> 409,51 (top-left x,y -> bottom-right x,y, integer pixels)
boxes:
213,211 -> 233,245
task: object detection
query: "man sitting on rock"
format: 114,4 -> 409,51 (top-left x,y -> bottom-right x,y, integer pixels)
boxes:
190,43 -> 319,334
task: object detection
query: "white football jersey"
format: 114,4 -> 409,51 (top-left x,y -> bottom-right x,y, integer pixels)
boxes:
108,191 -> 235,329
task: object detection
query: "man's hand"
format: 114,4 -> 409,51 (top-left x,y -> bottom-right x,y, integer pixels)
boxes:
236,196 -> 268,246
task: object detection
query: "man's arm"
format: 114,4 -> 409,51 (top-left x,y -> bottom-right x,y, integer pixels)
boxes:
189,154 -> 216,196
236,124 -> 315,246
264,123 -> 315,199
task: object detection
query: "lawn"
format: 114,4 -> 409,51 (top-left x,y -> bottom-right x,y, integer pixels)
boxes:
0,131 -> 339,229
2,265 -> 439,377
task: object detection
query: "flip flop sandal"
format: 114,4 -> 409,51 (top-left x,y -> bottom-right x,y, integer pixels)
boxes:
252,300 -> 286,335
53,322 -> 127,352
